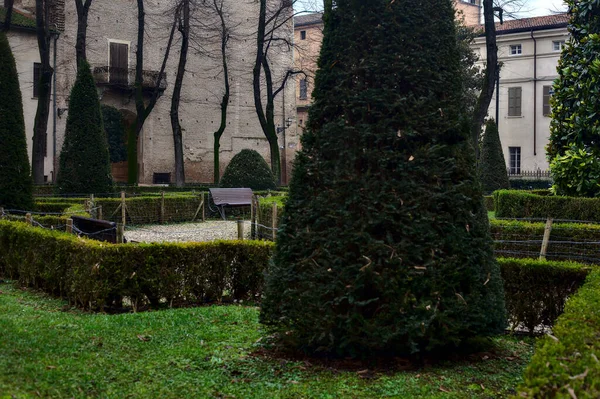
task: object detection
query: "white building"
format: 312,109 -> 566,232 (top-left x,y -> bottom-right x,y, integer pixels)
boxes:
472,14 -> 569,175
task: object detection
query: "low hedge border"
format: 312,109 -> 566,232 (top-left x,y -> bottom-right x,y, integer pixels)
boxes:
498,258 -> 591,334
517,270 -> 600,398
0,220 -> 274,310
491,219 -> 600,264
495,190 -> 600,221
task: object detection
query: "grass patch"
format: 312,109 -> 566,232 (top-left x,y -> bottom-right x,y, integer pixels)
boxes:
0,282 -> 533,398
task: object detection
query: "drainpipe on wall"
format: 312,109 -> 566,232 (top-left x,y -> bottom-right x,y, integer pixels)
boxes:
531,29 -> 537,156
495,65 -> 500,125
52,27 -> 60,181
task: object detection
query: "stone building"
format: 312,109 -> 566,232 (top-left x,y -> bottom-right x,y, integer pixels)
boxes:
4,0 -> 297,185
472,14 -> 569,173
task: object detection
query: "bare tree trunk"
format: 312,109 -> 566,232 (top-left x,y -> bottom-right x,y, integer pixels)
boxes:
32,0 -> 53,184
170,0 -> 188,187
213,0 -> 230,185
471,0 -> 499,159
128,0 -> 178,184
3,0 -> 14,31
75,0 -> 93,67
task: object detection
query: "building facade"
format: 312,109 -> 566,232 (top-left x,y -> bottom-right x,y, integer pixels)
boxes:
472,14 -> 569,173
4,0 -> 297,185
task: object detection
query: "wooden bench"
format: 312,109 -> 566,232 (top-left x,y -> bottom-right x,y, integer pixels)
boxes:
209,188 -> 253,220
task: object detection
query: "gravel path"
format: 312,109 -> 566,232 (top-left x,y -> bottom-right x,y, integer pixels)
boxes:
124,221 -> 252,243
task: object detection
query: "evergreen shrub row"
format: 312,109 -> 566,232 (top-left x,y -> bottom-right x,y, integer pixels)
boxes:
509,179 -> 552,191
490,219 -> 600,264
498,258 -> 590,334
494,190 -> 600,221
484,196 -> 494,211
0,220 -> 273,310
518,270 -> 600,398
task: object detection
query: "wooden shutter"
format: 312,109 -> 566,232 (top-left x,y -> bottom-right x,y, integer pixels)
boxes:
109,42 -> 128,85
508,87 -> 522,117
543,86 -> 551,116
299,79 -> 308,100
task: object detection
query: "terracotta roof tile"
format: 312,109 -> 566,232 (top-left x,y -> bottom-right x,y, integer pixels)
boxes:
485,13 -> 569,35
295,12 -> 323,28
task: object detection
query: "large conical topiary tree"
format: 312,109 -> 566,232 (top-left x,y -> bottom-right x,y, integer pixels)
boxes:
0,32 -> 33,210
220,149 -> 277,190
479,119 -> 510,194
547,0 -> 600,197
260,0 -> 506,357
56,61 -> 113,195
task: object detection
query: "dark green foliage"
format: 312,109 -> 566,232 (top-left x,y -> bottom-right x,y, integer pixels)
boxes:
0,32 -> 33,210
101,105 -> 127,163
479,120 -> 509,194
484,196 -> 495,211
0,220 -> 274,310
509,179 -> 552,190
498,258 -> 590,334
220,149 -> 277,190
547,0 -> 600,197
494,189 -> 600,221
260,0 -> 505,357
518,270 -> 600,398
56,62 -> 113,195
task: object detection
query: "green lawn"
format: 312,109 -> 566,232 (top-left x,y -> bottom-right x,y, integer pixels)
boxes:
0,283 -> 533,398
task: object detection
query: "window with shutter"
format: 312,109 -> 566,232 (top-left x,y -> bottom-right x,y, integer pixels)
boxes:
299,79 -> 308,100
33,63 -> 42,98
543,86 -> 552,116
508,87 -> 522,117
109,42 -> 129,85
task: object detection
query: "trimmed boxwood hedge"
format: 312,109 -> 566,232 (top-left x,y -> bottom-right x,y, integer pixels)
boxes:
517,270 -> 600,398
0,220 -> 274,310
495,190 -> 600,221
490,219 -> 600,264
498,258 -> 590,334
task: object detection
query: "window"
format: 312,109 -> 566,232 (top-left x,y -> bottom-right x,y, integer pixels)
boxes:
543,85 -> 553,116
300,30 -> 306,40
299,79 -> 308,100
509,147 -> 521,175
553,40 -> 566,51
508,87 -> 522,117
510,44 -> 522,55
33,62 -> 41,98
153,173 -> 171,184
109,42 -> 129,85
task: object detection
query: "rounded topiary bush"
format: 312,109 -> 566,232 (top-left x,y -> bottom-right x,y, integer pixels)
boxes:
479,119 -> 510,194
260,0 -> 506,357
0,32 -> 33,210
220,149 -> 277,190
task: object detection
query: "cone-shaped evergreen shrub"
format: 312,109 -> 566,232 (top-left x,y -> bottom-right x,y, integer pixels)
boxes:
479,119 -> 509,194
260,0 -> 506,357
220,149 -> 277,190
0,32 -> 33,210
548,0 -> 600,197
101,105 -> 127,163
56,62 -> 113,195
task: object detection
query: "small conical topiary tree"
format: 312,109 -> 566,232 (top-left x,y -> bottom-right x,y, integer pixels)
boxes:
260,0 -> 506,357
220,149 -> 277,190
547,0 -> 600,197
0,32 -> 33,210
56,61 -> 113,195
479,119 -> 510,194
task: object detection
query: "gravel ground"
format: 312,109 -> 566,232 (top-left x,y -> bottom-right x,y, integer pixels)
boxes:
124,221 -> 252,243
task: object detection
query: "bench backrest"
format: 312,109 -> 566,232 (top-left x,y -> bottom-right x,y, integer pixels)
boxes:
71,216 -> 118,243
209,188 -> 253,206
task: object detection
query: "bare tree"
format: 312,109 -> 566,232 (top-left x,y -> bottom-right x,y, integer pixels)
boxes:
32,0 -> 53,184
3,0 -> 14,30
127,0 -> 179,184
253,0 -> 302,184
170,0 -> 189,187
75,0 -> 93,67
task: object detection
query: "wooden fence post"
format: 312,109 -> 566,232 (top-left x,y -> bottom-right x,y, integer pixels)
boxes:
66,218 -> 73,234
539,218 -> 553,261
116,223 -> 124,244
25,213 -> 32,225
97,206 -> 103,221
160,191 -> 165,224
121,191 -> 126,226
250,197 -> 256,239
237,219 -> 244,240
90,194 -> 95,218
272,203 -> 278,241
